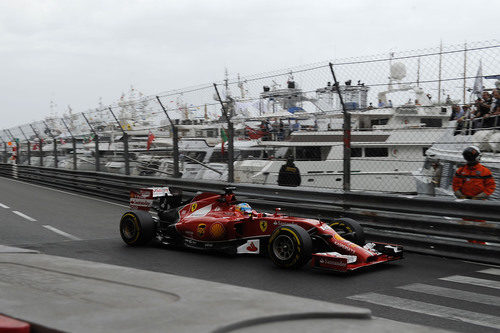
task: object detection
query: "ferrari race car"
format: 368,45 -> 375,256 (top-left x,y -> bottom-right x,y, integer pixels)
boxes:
119,187 -> 403,272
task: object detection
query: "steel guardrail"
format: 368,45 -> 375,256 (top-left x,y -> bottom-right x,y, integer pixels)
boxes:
0,163 -> 499,265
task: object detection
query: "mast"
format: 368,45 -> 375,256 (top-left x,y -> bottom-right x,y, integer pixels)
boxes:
463,42 -> 467,104
388,52 -> 394,91
417,57 -> 421,87
437,41 -> 443,104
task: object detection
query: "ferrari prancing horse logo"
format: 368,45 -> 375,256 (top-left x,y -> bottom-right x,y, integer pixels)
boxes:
259,220 -> 267,232
191,203 -> 197,212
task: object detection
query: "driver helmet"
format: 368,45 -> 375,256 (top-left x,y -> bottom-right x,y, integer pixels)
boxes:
463,146 -> 481,164
236,203 -> 252,214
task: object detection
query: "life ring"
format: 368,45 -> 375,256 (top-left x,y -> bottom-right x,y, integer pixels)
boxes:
392,148 -> 398,156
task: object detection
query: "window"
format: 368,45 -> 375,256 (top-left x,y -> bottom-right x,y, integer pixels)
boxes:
365,147 -> 388,157
420,118 -> 442,128
370,118 -> 389,126
239,150 -> 263,159
351,148 -> 362,157
294,146 -> 330,161
209,151 -> 227,163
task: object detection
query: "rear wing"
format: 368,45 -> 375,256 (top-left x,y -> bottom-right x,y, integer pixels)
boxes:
129,187 -> 172,211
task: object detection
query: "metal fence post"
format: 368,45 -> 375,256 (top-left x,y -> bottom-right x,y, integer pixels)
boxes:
61,118 -> 76,170
330,63 -> 351,192
19,127 -> 30,166
43,120 -> 57,168
29,124 -> 43,167
213,83 -> 234,183
82,113 -> 100,172
109,107 -> 130,175
6,129 -> 18,165
0,137 -> 6,163
156,96 -> 180,178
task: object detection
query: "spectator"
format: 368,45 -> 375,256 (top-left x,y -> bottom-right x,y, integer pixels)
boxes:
480,92 -> 494,128
489,89 -> 500,127
368,103 -> 374,109
278,119 -> 285,140
445,95 -> 452,105
452,146 -> 495,200
378,99 -> 385,108
450,105 -> 465,135
450,104 -> 464,120
415,99 -> 421,106
388,100 -> 393,108
291,120 -> 301,132
277,157 -> 301,187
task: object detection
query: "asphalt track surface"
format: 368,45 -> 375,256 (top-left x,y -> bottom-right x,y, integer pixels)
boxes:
1,176 -> 499,332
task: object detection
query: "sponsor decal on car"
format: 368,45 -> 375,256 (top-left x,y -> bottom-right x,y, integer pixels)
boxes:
259,220 -> 267,232
237,239 -> 260,254
197,223 -> 206,237
189,204 -> 212,218
210,222 -> 225,239
319,257 -> 347,267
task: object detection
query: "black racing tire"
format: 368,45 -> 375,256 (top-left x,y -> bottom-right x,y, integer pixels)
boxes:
120,210 -> 155,246
268,224 -> 312,269
329,218 -> 365,246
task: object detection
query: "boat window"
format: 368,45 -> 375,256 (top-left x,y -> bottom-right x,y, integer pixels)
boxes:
185,151 -> 207,161
239,150 -> 263,159
209,151 -> 227,163
295,146 -> 330,161
420,118 -> 442,128
206,129 -> 218,138
351,148 -> 362,157
370,118 -> 389,126
365,147 -> 388,157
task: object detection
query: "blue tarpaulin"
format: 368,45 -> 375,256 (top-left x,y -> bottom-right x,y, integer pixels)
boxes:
287,107 -> 305,114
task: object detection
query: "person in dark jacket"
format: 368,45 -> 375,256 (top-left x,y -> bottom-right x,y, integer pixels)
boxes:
277,157 -> 301,187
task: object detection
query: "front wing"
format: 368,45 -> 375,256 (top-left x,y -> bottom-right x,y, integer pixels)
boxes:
311,242 -> 403,272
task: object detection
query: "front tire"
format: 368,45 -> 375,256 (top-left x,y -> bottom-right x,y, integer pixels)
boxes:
120,210 -> 155,246
268,224 -> 312,269
329,218 -> 365,245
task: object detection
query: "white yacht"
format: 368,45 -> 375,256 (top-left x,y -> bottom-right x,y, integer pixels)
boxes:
413,123 -> 500,199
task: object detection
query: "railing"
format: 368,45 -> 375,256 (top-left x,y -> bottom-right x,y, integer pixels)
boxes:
0,163 -> 499,265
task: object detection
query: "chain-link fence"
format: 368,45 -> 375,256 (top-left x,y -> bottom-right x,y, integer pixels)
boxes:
1,40 -> 500,199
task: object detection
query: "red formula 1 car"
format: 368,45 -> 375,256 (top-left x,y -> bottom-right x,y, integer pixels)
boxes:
119,187 -> 403,272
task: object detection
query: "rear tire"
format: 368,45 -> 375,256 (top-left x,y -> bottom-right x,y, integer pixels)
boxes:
329,218 -> 365,245
268,224 -> 312,269
120,210 -> 155,246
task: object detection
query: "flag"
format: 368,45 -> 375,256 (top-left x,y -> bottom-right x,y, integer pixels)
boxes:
147,131 -> 155,151
220,128 -> 228,154
472,60 -> 483,98
245,126 -> 267,139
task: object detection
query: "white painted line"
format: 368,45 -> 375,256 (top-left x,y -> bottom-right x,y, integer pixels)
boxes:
0,177 -> 128,208
0,203 -> 9,209
349,292 -> 500,329
43,225 -> 81,241
399,283 -> 500,306
479,268 -> 500,276
12,211 -> 37,222
440,275 -> 500,290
